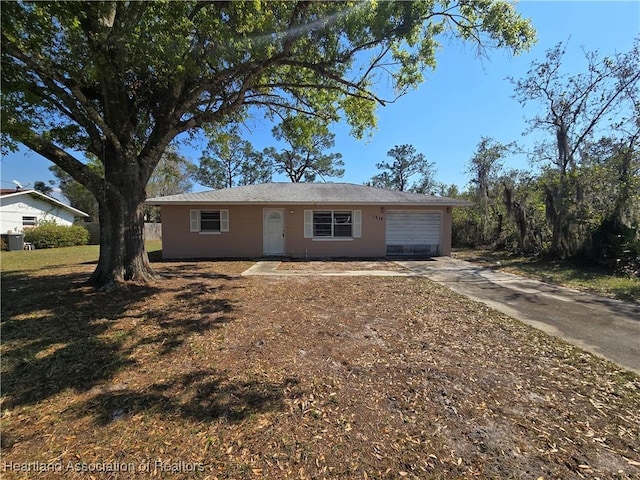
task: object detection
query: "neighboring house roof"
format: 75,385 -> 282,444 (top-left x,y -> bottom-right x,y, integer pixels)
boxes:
0,189 -> 89,217
146,183 -> 472,207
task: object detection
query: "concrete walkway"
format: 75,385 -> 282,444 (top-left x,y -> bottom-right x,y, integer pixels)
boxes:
242,259 -> 640,374
397,258 -> 640,375
241,261 -> 409,277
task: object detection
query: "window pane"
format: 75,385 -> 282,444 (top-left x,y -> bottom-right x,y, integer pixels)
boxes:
334,211 -> 352,237
201,211 -> 221,231
22,216 -> 37,226
313,211 -> 332,223
313,224 -> 332,237
311,210 -> 354,237
334,224 -> 352,237
334,212 -> 352,224
313,211 -> 332,236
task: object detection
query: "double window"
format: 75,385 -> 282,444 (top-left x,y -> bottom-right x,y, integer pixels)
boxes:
190,209 -> 229,233
312,211 -> 352,238
304,210 -> 361,239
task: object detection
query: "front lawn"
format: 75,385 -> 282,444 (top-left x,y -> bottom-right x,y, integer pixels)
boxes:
1,254 -> 639,479
0,240 -> 162,273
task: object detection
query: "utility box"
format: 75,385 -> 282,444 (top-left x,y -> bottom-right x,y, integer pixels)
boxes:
2,233 -> 25,251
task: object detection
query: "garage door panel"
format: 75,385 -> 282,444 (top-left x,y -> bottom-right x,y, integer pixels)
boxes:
386,210 -> 440,255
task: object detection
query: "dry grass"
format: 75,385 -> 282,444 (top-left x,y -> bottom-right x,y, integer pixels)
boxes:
1,260 -> 639,479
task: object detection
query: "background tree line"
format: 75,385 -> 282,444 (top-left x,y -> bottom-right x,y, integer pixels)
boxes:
41,37 -> 639,281
448,40 -> 639,275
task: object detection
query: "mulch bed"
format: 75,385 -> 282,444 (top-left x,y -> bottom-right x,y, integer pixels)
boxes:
1,261 -> 639,479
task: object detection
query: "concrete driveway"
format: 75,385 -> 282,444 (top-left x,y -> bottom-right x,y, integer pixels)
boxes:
397,257 -> 640,375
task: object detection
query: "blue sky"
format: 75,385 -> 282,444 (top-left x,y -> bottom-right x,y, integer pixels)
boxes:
1,1 -> 638,197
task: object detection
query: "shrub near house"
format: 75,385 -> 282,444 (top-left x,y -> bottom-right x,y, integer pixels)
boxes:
24,221 -> 89,249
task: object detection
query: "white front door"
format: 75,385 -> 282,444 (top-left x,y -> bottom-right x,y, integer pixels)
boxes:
263,208 -> 285,255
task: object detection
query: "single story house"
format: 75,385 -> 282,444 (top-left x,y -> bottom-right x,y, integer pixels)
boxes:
0,188 -> 89,233
146,182 -> 470,259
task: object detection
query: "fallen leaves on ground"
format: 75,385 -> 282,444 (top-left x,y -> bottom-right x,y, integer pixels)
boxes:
1,261 -> 639,479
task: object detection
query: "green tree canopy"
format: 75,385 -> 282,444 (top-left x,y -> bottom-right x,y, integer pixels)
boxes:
145,147 -> 197,221
510,39 -> 639,257
196,128 -> 271,189
1,1 -> 535,288
147,148 -> 196,199
369,144 -> 437,193
264,115 -> 344,182
466,137 -> 509,244
33,180 -> 54,196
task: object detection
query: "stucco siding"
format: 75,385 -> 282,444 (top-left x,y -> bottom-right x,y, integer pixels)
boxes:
161,205 -> 263,258
160,204 -> 453,259
441,207 -> 453,256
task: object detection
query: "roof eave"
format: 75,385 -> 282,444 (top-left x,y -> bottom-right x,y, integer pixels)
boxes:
146,199 -> 473,207
0,190 -> 90,217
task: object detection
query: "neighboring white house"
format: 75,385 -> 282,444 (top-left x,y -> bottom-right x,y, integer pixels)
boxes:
0,189 -> 89,233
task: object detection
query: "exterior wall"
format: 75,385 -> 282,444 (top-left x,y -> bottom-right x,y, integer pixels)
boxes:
161,203 -> 453,259
441,206 -> 453,256
0,195 -> 76,234
161,204 -> 263,258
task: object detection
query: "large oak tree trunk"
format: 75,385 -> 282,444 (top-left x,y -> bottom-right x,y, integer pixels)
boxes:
88,153 -> 157,289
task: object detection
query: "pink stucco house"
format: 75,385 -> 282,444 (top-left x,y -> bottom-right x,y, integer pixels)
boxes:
146,183 -> 469,259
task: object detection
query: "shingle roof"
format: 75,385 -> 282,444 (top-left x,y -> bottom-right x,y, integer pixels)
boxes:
146,183 -> 471,206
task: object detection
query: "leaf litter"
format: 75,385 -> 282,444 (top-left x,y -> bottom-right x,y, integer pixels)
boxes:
1,261 -> 639,479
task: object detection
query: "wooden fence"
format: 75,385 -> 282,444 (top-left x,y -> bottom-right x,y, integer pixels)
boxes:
83,222 -> 162,244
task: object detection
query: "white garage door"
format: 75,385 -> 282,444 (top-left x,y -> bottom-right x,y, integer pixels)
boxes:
386,210 -> 441,256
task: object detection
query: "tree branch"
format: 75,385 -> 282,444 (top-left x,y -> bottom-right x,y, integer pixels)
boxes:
1,40 -> 107,145
570,68 -> 640,160
19,130 -> 104,196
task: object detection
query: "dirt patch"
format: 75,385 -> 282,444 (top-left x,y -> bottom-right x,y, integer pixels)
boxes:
277,259 -> 407,272
1,261 -> 639,479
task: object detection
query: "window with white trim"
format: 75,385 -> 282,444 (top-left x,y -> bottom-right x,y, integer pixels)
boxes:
190,209 -> 229,233
304,210 -> 361,239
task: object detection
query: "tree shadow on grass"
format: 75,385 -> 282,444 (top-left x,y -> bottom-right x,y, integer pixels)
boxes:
131,296 -> 235,356
0,268 -> 238,409
159,262 -> 237,281
70,369 -> 299,425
